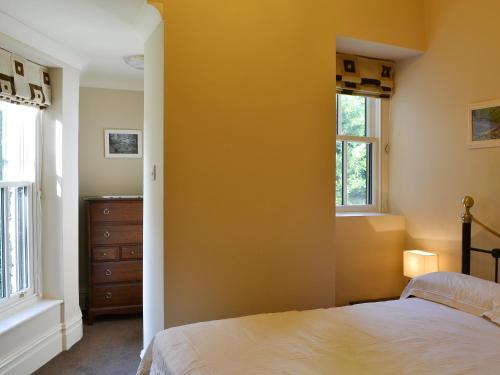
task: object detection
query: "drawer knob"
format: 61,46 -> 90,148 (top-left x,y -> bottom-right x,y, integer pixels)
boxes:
103,252 -> 107,256
130,250 -> 135,255
105,292 -> 112,300
103,231 -> 110,238
103,208 -> 110,215
105,269 -> 112,276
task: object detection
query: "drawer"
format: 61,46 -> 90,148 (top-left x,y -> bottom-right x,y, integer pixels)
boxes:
91,224 -> 142,245
92,283 -> 142,308
121,245 -> 143,260
92,261 -> 142,284
90,201 -> 142,223
92,247 -> 119,261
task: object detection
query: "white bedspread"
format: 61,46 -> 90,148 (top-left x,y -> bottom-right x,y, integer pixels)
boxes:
138,298 -> 500,375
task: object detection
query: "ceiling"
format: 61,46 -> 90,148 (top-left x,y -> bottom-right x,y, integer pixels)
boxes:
0,0 -> 161,90
336,36 -> 423,61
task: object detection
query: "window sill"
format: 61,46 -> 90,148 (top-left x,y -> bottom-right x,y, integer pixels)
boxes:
0,298 -> 62,336
336,212 -> 402,218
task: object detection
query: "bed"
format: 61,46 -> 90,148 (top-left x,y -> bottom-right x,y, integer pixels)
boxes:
138,197 -> 500,375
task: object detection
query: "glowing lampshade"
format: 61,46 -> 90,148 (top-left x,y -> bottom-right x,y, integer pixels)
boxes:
403,250 -> 438,278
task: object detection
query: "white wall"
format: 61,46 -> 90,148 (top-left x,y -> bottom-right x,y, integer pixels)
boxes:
143,21 -> 164,350
59,67 -> 83,347
390,0 -> 500,280
79,87 -> 144,197
42,66 -> 82,348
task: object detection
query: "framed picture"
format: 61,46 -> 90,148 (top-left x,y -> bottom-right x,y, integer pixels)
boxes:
468,99 -> 500,148
104,129 -> 143,158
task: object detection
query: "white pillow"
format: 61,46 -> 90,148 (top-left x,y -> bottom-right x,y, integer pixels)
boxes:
400,271 -> 500,316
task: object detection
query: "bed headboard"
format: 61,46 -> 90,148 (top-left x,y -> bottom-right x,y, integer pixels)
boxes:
461,196 -> 500,283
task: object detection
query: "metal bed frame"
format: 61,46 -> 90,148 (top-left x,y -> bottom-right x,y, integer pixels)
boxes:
461,196 -> 500,283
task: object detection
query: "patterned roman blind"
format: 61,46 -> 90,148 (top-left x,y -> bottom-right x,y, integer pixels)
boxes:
0,48 -> 51,109
336,53 -> 394,98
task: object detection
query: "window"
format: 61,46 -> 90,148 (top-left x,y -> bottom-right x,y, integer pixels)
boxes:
336,94 -> 384,211
0,101 -> 39,310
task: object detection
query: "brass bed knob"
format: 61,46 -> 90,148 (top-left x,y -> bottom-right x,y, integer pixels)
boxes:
462,196 -> 474,223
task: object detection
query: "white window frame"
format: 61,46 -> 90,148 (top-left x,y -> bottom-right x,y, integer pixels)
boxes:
0,107 -> 42,313
336,95 -> 389,213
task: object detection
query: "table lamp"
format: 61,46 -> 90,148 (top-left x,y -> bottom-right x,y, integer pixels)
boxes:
403,250 -> 438,278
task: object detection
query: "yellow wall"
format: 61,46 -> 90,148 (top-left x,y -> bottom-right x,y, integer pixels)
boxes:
159,0 -> 425,327
163,0 -> 336,327
391,0 -> 500,280
335,0 -> 425,50
335,215 -> 406,306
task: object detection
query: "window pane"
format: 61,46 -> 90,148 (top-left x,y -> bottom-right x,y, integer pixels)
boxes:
336,141 -> 343,205
346,142 -> 370,205
0,110 -> 3,299
2,185 -> 30,295
0,102 -> 36,302
15,187 -> 29,292
0,190 -> 4,299
0,102 -> 37,182
339,95 -> 366,137
0,110 -> 3,180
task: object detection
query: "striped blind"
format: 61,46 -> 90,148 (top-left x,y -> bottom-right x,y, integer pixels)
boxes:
336,53 -> 394,98
0,48 -> 51,109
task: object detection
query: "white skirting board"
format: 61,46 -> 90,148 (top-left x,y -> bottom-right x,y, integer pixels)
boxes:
0,317 -> 83,374
61,315 -> 83,350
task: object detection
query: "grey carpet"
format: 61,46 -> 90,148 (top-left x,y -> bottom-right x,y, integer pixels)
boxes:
35,315 -> 143,375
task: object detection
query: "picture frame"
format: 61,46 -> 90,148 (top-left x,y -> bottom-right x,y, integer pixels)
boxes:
468,99 -> 500,148
104,129 -> 143,158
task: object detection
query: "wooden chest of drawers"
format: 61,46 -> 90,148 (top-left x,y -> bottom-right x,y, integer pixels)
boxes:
85,197 -> 143,323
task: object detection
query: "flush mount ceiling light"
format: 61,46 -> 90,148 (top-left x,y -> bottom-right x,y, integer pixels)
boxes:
123,55 -> 144,70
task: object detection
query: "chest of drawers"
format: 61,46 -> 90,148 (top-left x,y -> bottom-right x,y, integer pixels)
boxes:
85,197 -> 143,323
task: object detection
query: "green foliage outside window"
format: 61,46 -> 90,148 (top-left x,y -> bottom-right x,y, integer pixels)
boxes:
339,95 -> 366,137
346,142 -> 368,205
336,95 -> 370,206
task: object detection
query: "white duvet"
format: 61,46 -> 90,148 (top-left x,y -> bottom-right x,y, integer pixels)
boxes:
138,298 -> 500,375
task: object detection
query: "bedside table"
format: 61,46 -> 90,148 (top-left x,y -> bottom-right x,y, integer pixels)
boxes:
349,296 -> 400,305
